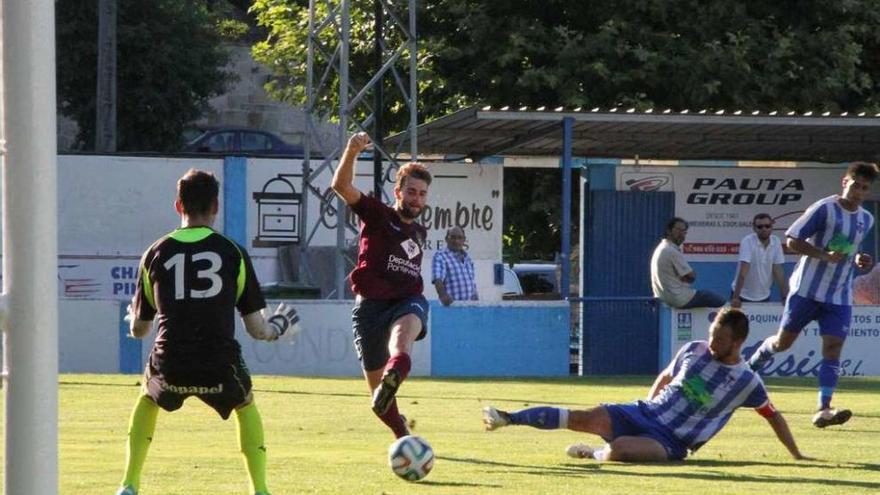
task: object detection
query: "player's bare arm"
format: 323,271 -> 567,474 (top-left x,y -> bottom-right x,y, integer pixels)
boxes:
762,408 -> 809,460
787,237 -> 845,263
331,132 -> 371,205
124,304 -> 153,339
647,367 -> 673,399
129,319 -> 152,339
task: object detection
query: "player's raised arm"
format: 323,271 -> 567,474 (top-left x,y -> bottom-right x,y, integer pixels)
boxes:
758,403 -> 809,460
331,132 -> 370,206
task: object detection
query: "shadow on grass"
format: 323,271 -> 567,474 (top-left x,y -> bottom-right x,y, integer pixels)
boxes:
579,466 -> 880,490
441,453 -> 880,489
437,454 -> 600,474
415,479 -> 503,488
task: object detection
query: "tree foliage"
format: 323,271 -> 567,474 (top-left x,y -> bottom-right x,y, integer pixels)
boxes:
252,0 -> 880,126
423,0 -> 880,112
249,0 -> 880,260
56,0 -> 234,151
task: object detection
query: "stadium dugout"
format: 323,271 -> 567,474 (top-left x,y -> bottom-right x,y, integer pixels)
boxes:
387,105 -> 880,374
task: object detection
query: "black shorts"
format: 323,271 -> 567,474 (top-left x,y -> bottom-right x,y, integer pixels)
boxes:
143,351 -> 253,420
352,294 -> 429,371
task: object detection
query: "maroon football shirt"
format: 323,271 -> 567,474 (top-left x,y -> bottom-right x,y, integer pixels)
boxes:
348,194 -> 426,299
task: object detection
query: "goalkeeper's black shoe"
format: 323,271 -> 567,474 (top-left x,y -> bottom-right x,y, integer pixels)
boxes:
372,368 -> 401,415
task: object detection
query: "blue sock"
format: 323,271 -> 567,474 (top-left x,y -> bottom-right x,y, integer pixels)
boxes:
508,407 -> 564,430
817,359 -> 840,410
748,338 -> 777,371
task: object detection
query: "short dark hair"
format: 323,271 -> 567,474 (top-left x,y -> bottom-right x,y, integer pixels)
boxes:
752,213 -> 772,225
846,162 -> 879,183
713,307 -> 749,342
177,168 -> 219,216
396,162 -> 432,190
665,217 -> 688,235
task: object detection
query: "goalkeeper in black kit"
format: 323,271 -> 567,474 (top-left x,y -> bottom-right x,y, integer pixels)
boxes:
115,169 -> 300,495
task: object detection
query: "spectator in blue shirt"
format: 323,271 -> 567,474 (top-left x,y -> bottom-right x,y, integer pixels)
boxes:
432,227 -> 478,306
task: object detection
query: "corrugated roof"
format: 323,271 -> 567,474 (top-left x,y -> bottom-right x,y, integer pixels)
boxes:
386,105 -> 880,162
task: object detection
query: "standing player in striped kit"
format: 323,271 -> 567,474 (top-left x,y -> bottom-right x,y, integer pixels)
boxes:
482,308 -> 807,462
748,162 -> 878,428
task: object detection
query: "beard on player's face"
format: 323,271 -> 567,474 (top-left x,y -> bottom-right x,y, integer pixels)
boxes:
397,203 -> 422,219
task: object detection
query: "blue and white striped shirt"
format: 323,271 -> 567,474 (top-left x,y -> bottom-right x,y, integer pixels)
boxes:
645,341 -> 768,451
431,248 -> 478,301
787,195 -> 874,305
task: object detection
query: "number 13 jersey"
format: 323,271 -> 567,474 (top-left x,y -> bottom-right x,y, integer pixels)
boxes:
132,226 -> 266,365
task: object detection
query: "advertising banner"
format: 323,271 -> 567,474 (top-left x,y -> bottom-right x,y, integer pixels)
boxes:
670,305 -> 880,376
247,159 -> 502,259
616,165 -> 848,261
0,156 -> 502,300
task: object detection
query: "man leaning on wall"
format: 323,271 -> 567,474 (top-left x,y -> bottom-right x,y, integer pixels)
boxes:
432,227 -> 479,306
730,213 -> 789,307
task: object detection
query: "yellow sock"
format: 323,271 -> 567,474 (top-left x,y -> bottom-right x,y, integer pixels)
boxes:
236,401 -> 270,494
121,395 -> 159,490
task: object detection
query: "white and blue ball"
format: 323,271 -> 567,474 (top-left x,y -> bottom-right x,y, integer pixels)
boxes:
388,435 -> 434,481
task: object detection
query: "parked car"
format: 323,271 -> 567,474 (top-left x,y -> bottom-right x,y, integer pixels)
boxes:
502,263 -> 560,297
511,263 -> 559,294
501,266 -> 523,296
184,128 -> 304,156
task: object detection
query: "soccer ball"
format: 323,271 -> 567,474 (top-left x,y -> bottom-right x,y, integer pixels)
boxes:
388,435 -> 434,481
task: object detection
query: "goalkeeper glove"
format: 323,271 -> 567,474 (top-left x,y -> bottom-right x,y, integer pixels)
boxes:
267,302 -> 301,341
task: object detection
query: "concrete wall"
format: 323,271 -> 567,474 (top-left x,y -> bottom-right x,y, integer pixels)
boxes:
60,299 -> 570,377
430,301 -> 570,376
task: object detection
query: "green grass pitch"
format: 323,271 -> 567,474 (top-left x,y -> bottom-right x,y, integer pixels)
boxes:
8,374 -> 880,494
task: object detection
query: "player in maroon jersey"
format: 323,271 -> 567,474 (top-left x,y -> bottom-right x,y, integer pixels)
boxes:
332,132 -> 432,438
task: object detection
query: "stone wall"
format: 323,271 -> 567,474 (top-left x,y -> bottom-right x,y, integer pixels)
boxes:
57,43 -> 338,152
196,43 -> 338,149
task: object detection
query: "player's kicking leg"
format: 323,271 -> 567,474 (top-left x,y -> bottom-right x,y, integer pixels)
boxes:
483,405 -> 673,462
372,313 -> 422,415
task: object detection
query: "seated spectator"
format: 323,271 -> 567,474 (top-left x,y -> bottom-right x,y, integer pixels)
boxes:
650,217 -> 725,309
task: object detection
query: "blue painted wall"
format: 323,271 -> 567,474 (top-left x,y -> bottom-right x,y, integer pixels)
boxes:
430,302 -> 570,376
119,301 -> 142,373
691,261 -> 796,303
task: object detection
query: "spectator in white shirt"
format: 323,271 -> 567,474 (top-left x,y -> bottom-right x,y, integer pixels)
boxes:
730,213 -> 789,307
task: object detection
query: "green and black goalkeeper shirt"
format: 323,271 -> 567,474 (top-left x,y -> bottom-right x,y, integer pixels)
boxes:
132,226 -> 266,365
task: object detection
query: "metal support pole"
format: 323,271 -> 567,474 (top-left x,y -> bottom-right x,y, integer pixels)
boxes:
561,116 -> 573,299
2,0 -> 60,492
408,0 -> 417,156
373,0 -> 384,197
335,0 -> 351,299
95,0 -> 117,152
